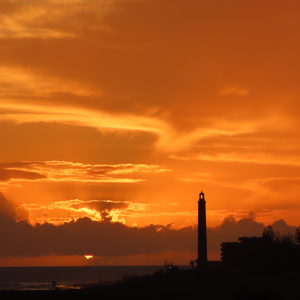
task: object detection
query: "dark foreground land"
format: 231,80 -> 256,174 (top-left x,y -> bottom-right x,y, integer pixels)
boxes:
0,268 -> 299,300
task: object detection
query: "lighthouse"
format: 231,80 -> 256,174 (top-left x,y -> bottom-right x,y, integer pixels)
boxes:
197,191 -> 207,266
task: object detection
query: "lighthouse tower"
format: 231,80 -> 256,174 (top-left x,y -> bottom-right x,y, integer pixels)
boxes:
197,191 -> 207,266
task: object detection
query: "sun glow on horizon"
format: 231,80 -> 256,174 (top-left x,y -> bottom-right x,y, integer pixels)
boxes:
84,255 -> 94,260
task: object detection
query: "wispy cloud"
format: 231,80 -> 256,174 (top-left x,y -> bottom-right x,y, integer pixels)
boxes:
0,0 -> 113,39
0,101 -> 270,155
0,161 -> 168,183
0,163 -> 47,182
184,152 -> 300,166
0,67 -> 98,97
219,85 -> 250,96
0,101 -> 170,142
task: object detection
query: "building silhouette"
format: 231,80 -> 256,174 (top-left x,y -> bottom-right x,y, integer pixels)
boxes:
221,236 -> 264,270
197,191 -> 207,266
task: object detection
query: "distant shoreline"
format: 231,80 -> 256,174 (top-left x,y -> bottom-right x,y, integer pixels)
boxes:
0,265 -> 169,291
0,268 -> 299,300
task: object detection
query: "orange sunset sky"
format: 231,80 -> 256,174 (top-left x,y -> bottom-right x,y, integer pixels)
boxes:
0,0 -> 300,266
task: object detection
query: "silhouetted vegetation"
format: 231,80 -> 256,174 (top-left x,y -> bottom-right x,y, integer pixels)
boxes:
162,260 -> 180,273
222,226 -> 300,274
262,225 -> 300,273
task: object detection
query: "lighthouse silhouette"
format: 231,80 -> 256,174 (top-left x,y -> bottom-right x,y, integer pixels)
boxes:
197,191 -> 207,266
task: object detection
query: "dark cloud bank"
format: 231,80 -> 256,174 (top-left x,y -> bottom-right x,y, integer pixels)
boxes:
0,193 -> 297,258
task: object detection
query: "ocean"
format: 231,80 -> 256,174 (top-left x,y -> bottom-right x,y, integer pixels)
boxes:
0,266 -> 164,290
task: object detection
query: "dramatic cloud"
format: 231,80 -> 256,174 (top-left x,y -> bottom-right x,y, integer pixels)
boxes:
0,192 -> 17,219
0,198 -> 196,257
24,199 -> 148,224
0,195 -> 296,261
